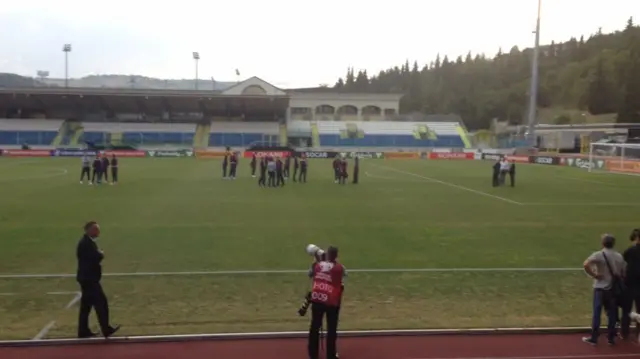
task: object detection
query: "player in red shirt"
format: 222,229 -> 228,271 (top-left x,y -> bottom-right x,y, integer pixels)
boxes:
308,246 -> 345,359
338,158 -> 348,185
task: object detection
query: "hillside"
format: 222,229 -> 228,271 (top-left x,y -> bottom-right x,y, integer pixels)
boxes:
0,73 -> 235,91
334,17 -> 640,130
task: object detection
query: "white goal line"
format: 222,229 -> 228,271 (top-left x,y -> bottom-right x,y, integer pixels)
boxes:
0,267 -> 583,279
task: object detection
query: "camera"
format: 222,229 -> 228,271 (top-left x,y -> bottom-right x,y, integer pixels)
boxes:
298,292 -> 312,316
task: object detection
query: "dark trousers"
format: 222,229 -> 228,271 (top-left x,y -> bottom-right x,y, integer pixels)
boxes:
334,169 -> 340,182
293,167 -> 298,182
91,170 -> 102,183
509,172 -> 515,187
277,171 -> 285,186
621,287 -> 640,338
353,168 -> 359,184
267,171 -> 276,187
308,302 -> 339,359
284,167 -> 290,178
299,169 -> 307,183
222,163 -> 228,178
251,164 -> 256,176
78,281 -> 110,335
112,168 -> 118,183
80,167 -> 90,181
338,173 -> 346,185
103,168 -> 109,182
229,164 -> 237,178
258,173 -> 266,186
492,172 -> 499,187
499,170 -> 507,185
590,288 -> 618,342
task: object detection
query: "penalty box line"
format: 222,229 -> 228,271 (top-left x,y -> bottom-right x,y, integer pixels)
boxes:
33,292 -> 81,340
375,165 -> 524,206
0,268 -> 583,279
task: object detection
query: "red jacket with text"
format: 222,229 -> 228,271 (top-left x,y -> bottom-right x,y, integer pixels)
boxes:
310,261 -> 345,307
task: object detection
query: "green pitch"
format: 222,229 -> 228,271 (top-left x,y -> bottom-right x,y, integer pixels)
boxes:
0,157 -> 638,340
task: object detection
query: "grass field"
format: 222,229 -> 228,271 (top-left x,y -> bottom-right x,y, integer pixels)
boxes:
0,157 -> 639,340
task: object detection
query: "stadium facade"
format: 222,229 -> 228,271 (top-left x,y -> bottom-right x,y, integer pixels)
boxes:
0,76 -> 471,149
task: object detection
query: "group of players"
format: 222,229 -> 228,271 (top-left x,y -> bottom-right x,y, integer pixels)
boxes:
80,153 -> 119,185
221,149 -> 360,187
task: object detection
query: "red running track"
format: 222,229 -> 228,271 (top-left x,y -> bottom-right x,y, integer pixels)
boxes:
0,333 -> 639,359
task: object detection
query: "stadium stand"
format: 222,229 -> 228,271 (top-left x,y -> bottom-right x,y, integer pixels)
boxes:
0,119 -> 64,145
79,122 -> 196,146
208,121 -> 280,147
288,120 -> 471,148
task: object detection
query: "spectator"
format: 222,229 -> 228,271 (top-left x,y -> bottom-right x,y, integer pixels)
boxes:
621,229 -> 640,340
582,234 -> 626,346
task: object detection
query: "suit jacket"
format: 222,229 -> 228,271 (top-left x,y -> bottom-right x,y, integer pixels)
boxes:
76,235 -> 104,283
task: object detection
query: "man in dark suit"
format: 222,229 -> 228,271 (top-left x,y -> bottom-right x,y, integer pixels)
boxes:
76,221 -> 120,338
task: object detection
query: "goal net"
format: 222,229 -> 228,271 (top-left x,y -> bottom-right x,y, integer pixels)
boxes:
588,142 -> 640,175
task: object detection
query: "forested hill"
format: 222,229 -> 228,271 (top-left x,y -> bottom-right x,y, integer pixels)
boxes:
334,18 -> 640,130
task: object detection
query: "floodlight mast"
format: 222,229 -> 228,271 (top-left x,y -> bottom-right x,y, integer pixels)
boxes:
192,52 -> 200,90
525,0 -> 542,147
62,44 -> 72,88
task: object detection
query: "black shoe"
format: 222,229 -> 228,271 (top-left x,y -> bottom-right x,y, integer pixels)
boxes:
78,331 -> 98,339
582,337 -> 597,345
103,325 -> 120,338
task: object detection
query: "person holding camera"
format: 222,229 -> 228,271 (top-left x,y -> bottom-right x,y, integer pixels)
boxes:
306,246 -> 345,359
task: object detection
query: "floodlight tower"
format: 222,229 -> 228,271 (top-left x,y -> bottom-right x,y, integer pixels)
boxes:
62,44 -> 72,88
193,52 -> 200,90
525,0 -> 542,146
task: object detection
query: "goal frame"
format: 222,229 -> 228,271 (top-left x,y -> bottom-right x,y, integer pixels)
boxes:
588,142 -> 640,174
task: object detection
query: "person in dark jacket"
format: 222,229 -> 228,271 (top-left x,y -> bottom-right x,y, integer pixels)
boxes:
492,160 -> 500,187
250,154 -> 257,178
222,147 -> 230,179
352,156 -> 359,184
298,155 -> 308,183
293,156 -> 299,182
101,156 -> 110,183
284,156 -> 291,179
258,157 -> 267,187
76,221 -> 120,338
509,162 -> 516,187
621,229 -> 640,340
110,155 -> 119,185
91,156 -> 103,185
276,157 -> 285,187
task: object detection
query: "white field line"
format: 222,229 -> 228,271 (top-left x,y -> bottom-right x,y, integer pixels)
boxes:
32,321 -> 56,340
375,165 -> 524,205
47,291 -> 81,295
32,292 -> 81,340
0,267 -> 582,279
407,354 -> 640,359
0,292 -> 17,296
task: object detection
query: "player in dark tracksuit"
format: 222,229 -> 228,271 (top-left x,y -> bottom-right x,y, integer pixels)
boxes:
333,158 -> 341,184
91,157 -> 103,185
258,158 -> 267,187
250,154 -> 257,178
267,157 -> 276,187
492,160 -> 500,187
111,155 -> 119,185
80,155 -> 91,184
284,156 -> 291,179
276,158 -> 285,187
101,156 -> 110,183
222,149 -> 229,179
339,159 -> 348,185
298,155 -> 308,183
229,153 -> 238,179
352,156 -> 359,184
293,156 -> 299,182
509,162 -> 516,187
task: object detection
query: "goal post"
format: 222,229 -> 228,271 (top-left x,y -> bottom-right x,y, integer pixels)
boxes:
588,142 -> 640,175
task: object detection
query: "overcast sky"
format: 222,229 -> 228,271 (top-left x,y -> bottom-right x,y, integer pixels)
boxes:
0,0 -> 638,88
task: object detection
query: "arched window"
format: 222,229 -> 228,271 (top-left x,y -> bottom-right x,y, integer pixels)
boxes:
362,105 -> 382,115
315,105 -> 335,114
241,85 -> 267,95
337,105 -> 358,115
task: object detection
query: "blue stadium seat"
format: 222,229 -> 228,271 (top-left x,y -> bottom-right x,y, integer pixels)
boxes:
0,130 -> 57,145
317,134 -> 464,147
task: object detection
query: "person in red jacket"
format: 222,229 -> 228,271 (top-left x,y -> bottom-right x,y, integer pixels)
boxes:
308,246 -> 345,359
